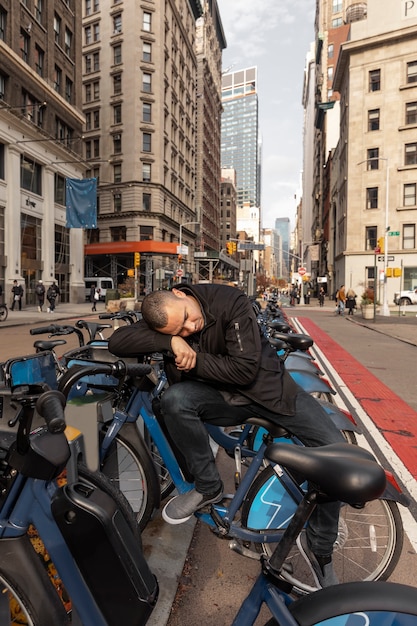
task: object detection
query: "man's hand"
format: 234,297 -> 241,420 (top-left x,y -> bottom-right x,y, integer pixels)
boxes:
171,336 -> 197,372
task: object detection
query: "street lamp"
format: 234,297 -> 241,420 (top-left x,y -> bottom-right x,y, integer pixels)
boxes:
358,157 -> 390,317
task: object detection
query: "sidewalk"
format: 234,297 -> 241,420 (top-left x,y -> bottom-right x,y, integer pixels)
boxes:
0,301 -> 101,328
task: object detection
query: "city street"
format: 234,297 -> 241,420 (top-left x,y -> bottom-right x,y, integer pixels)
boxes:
0,299 -> 416,625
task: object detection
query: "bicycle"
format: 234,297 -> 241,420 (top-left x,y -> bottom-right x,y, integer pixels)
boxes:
0,381 -> 158,625
0,302 -> 8,322
229,442 -> 417,625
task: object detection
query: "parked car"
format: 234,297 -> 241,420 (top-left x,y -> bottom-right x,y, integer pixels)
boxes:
393,288 -> 417,306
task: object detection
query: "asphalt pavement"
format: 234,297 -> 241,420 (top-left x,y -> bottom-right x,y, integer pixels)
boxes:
1,297 -> 416,625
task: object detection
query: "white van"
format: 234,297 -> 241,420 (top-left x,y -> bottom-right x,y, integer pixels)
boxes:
84,277 -> 114,302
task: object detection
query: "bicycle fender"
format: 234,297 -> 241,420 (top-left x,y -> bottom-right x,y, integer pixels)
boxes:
320,403 -> 362,434
381,472 -> 409,506
0,534 -> 70,625
288,369 -> 336,395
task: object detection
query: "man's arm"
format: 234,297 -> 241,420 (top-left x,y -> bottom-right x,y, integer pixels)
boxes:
108,319 -> 173,357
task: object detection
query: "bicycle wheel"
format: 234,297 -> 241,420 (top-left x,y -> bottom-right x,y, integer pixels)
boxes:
0,306 -> 8,322
99,425 -> 160,530
264,581 -> 417,626
241,465 -> 403,595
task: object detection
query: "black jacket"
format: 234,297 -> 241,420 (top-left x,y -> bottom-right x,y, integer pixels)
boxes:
108,284 -> 298,416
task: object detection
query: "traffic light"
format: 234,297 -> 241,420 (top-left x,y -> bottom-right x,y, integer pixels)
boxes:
232,242 -> 237,253
377,237 -> 384,254
226,242 -> 233,254
393,268 -> 402,277
178,254 -> 183,264
134,252 -> 140,267
385,267 -> 393,277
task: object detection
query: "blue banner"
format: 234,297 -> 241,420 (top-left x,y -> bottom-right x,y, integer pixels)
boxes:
66,178 -> 97,229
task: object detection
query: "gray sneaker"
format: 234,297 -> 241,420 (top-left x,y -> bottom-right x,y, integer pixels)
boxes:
162,484 -> 223,525
296,532 -> 339,588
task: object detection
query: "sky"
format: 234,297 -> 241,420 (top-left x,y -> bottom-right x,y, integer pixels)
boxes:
216,0 -> 316,230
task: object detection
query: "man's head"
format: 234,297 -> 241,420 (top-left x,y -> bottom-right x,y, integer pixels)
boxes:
141,288 -> 204,337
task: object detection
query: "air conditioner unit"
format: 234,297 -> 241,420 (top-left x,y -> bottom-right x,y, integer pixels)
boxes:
113,133 -> 121,140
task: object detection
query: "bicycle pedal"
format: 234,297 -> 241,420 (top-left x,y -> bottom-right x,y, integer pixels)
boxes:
229,539 -> 260,560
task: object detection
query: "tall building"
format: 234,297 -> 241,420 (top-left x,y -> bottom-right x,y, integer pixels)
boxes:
274,217 -> 291,280
82,0 -> 207,292
195,1 -> 226,254
221,67 -> 260,211
0,0 -> 85,303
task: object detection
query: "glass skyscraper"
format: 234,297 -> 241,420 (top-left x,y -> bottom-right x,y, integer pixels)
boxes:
221,67 -> 260,208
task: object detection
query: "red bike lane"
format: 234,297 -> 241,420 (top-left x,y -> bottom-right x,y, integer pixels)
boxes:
298,316 -> 417,481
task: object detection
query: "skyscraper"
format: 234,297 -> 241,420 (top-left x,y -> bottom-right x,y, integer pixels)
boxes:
221,67 -> 260,210
275,217 -> 291,280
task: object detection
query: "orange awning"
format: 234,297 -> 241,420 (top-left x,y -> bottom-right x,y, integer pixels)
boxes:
85,241 -> 179,255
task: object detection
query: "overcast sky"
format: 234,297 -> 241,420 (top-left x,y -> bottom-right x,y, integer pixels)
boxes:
216,0 -> 316,230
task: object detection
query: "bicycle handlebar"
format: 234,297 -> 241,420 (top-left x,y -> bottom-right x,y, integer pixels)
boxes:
36,390 -> 67,433
30,324 -> 85,346
58,360 -> 152,398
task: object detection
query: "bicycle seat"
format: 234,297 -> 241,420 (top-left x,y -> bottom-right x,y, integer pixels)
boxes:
264,443 -> 386,505
33,339 -> 67,351
267,320 -> 292,333
271,333 -> 313,352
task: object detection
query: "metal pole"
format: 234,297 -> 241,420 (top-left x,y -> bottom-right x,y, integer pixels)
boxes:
381,161 -> 390,316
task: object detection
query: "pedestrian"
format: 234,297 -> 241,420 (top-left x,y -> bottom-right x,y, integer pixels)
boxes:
10,280 -> 23,311
346,288 -> 357,316
108,284 -> 345,587
91,284 -> 100,312
46,281 -> 59,312
35,279 -> 46,312
290,285 -> 298,306
335,285 -> 346,316
318,286 -> 325,307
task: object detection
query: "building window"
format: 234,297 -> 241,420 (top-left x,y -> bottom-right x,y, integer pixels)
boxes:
143,72 -> 152,93
85,0 -> 92,16
113,163 -> 122,183
331,17 -> 342,27
0,8 -> 6,41
369,69 -> 381,92
93,22 -> 100,42
93,52 -> 100,71
143,102 -> 152,122
113,14 -> 122,34
403,224 -> 416,249
405,142 -> 417,166
113,104 -> 122,124
35,45 -> 44,77
407,61 -> 417,84
113,73 -> 122,95
93,81 -> 99,100
20,30 -> 29,63
85,25 -> 92,45
110,226 -> 126,241
367,148 -> 379,170
139,226 -> 153,241
65,28 -> 72,55
365,226 -> 377,250
327,66 -> 333,82
143,193 -> 151,211
114,193 -> 122,212
0,75 -> 4,99
143,42 -> 152,62
65,78 -> 73,103
20,155 -> 42,195
406,102 -> 417,125
328,43 -> 334,59
54,65 -> 62,93
34,0 -> 42,23
368,109 -> 380,131
143,133 -> 152,152
403,183 -> 416,207
332,0 -> 342,11
143,12 -> 152,31
85,83 -> 92,102
113,45 -> 122,65
54,173 -> 66,205
140,225 -> 153,239
0,143 -> 4,179
366,187 -> 378,209
54,13 -> 61,44
142,163 -> 151,182
56,117 -> 73,147
113,134 -> 121,153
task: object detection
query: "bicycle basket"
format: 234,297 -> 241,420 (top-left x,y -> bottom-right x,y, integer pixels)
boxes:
4,352 -> 58,391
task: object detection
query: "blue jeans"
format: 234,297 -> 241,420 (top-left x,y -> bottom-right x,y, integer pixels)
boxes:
159,381 -> 345,555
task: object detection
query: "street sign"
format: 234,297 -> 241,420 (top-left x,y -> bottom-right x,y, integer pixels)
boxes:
388,231 -> 400,236
298,267 -> 306,276
176,268 -> 184,277
377,255 -> 395,262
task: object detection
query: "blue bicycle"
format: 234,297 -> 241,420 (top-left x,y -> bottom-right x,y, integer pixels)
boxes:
0,380 -> 158,625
